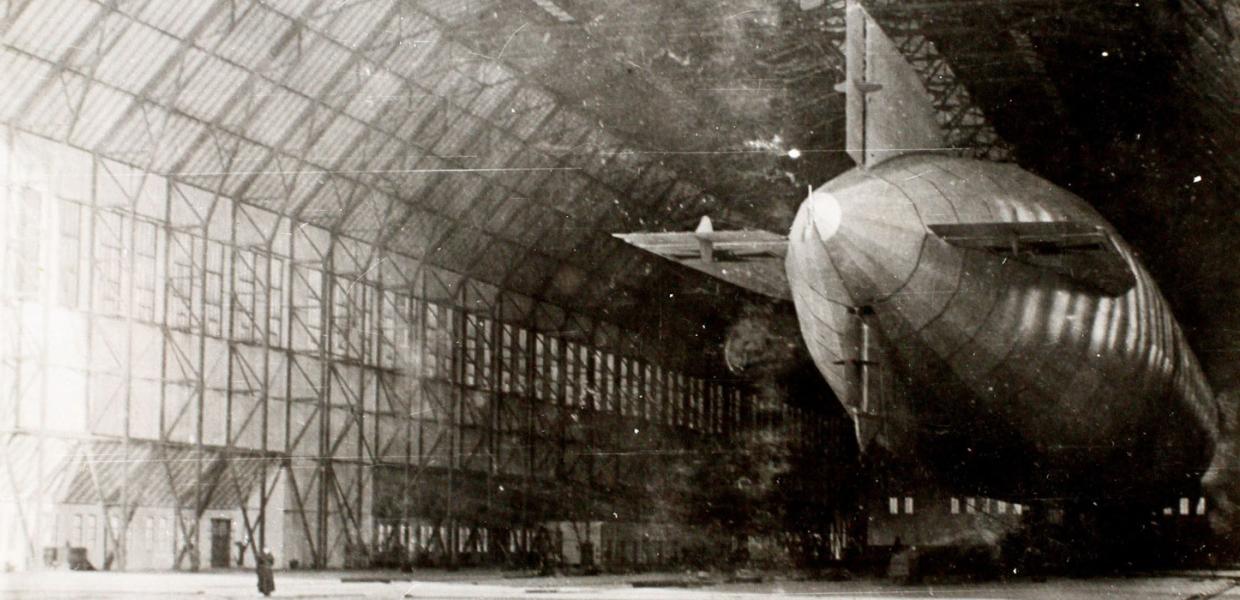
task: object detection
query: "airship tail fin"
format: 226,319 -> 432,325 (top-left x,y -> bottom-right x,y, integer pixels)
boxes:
613,216 -> 791,301
835,0 -> 950,168
927,221 -> 1137,296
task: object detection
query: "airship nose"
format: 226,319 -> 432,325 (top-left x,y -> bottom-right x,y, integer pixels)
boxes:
798,175 -> 926,304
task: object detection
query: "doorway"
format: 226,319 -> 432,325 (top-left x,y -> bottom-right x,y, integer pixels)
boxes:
210,519 -> 231,568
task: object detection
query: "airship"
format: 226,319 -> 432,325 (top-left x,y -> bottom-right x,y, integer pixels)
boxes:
617,1 -> 1222,516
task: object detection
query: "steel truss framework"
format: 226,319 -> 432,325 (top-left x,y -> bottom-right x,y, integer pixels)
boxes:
0,127 -> 842,570
856,0 -> 1014,161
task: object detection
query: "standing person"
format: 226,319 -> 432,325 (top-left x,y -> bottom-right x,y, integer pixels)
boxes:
236,535 -> 248,567
256,547 -> 275,597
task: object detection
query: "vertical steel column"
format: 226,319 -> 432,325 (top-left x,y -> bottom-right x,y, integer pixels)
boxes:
358,256 -> 370,559
525,310 -> 538,529
119,172 -> 139,571
447,281 -> 466,568
222,204 -> 241,570
192,199 -> 217,572
486,291 -> 499,542
416,272 -> 428,558
82,155 -> 100,567
257,221 -> 277,553
317,240 -> 334,568
375,254 -> 386,556
555,327 -> 568,498
400,266 -> 416,564
282,218 -> 296,564
35,154 -> 51,566
0,126 -> 36,564
637,360 -> 647,426
584,344 -> 595,509
158,179 -> 175,568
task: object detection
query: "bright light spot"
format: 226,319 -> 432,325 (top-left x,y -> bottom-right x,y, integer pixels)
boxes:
1193,175 -> 1202,183
787,148 -> 802,159
633,428 -> 640,434
1101,51 -> 1109,57
808,191 -> 841,240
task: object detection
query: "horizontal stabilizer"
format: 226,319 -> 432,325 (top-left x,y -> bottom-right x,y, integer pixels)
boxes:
614,217 -> 790,300
928,221 -> 1136,295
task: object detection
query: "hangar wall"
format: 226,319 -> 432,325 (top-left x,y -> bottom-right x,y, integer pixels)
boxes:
0,127 -> 844,571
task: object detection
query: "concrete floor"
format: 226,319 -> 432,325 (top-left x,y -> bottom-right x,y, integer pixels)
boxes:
0,569 -> 1237,599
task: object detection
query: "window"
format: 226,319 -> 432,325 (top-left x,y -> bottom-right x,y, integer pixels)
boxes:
234,250 -> 258,341
671,373 -> 682,426
618,358 -> 630,415
168,232 -> 199,330
533,332 -> 546,399
633,361 -> 645,418
547,336 -> 560,402
500,324 -> 516,393
13,188 -> 43,298
503,322 -> 523,394
563,340 -> 579,406
293,266 -> 322,348
332,279 -> 364,358
251,253 -> 271,345
508,325 -> 527,394
1180,497 -> 1191,516
966,497 -> 976,514
428,303 -> 442,378
888,497 -> 899,515
464,314 -> 492,389
57,200 -> 81,308
997,501 -> 1008,514
950,498 -> 960,514
464,314 -> 479,387
204,239 -> 225,336
1197,497 -> 1207,516
96,211 -> 126,314
646,365 -> 660,422
692,378 -> 703,429
578,344 -> 591,407
904,497 -> 914,515
134,220 -> 158,322
593,350 -> 610,411
379,291 -> 402,369
481,317 -> 494,390
1013,503 -> 1023,516
267,256 -> 285,346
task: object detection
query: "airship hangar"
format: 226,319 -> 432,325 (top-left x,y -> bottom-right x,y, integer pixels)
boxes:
0,0 -> 1237,581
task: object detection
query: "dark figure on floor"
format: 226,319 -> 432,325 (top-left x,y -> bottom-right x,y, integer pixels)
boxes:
256,548 -> 275,597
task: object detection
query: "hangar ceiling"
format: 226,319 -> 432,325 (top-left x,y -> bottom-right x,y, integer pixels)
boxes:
1,0 -> 1236,379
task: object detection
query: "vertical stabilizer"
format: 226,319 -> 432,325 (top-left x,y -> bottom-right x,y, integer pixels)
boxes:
835,0 -> 947,167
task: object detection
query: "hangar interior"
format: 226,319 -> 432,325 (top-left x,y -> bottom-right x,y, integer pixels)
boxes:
0,0 -> 1237,574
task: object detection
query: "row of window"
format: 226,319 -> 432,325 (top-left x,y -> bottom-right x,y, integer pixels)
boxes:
1165,497 -> 1207,517
950,497 -> 1024,516
888,496 -> 1210,518
4,186 -> 830,437
886,496 -> 1026,516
